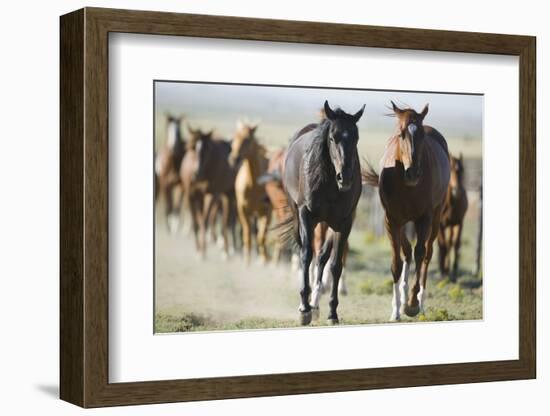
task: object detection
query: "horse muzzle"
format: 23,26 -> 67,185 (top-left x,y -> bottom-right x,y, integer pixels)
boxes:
404,167 -> 420,187
336,172 -> 352,192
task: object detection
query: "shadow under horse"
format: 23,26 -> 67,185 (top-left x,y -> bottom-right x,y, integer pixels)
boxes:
363,101 -> 450,321
281,100 -> 365,325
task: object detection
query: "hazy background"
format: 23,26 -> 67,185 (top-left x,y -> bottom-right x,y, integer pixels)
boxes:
154,81 -> 483,332
155,81 -> 483,166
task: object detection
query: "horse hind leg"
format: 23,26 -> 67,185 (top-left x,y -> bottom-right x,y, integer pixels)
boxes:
404,215 -> 431,317
256,212 -> 271,265
296,207 -> 314,325
450,224 -> 463,282
310,235 -> 333,321
219,194 -> 231,261
437,225 -> 448,278
399,227 -> 413,316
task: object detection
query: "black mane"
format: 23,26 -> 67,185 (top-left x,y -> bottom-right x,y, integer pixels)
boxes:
304,119 -> 333,192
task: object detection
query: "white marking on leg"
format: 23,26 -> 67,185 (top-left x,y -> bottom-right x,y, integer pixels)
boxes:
399,261 -> 410,308
321,265 -> 332,292
390,280 -> 401,321
417,285 -> 426,314
167,214 -> 179,235
338,267 -> 348,295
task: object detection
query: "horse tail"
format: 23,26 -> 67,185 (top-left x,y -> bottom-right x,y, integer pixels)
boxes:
271,202 -> 300,249
361,159 -> 380,187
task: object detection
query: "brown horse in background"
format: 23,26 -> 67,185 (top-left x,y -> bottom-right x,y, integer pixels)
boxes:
258,148 -> 288,263
229,121 -> 272,264
155,114 -> 186,234
180,127 -> 237,259
438,153 -> 469,282
363,101 -> 450,320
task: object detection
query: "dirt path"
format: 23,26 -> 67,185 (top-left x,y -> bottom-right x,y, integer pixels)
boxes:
155,219 -> 483,332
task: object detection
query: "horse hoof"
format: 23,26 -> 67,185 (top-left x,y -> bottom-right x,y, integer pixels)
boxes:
326,317 -> 339,325
389,313 -> 400,322
299,310 -> 312,326
310,307 -> 320,321
404,304 -> 420,317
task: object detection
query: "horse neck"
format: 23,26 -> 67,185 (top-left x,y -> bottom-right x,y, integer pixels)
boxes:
242,141 -> 265,179
167,123 -> 183,149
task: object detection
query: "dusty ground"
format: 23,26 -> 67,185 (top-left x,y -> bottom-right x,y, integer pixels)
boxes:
155,209 -> 483,333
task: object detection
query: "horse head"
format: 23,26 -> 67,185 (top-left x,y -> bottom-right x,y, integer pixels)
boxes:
324,100 -> 365,192
391,101 -> 429,187
449,153 -> 465,198
166,113 -> 185,147
228,120 -> 259,167
186,125 -> 213,181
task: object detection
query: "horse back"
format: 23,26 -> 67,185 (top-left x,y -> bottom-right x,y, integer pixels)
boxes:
424,126 -> 451,207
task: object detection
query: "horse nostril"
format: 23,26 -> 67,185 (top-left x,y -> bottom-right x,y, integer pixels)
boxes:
336,172 -> 343,183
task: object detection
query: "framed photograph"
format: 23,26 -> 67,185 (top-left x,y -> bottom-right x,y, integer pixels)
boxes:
60,7 -> 536,408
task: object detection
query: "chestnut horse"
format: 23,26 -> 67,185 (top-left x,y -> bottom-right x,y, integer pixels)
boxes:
281,100 -> 364,325
155,114 -> 186,234
438,153 -> 468,282
229,121 -> 272,264
180,127 -> 237,259
363,102 -> 450,320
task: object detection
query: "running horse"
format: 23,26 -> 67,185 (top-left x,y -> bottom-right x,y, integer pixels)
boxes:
155,114 -> 186,234
228,121 -> 272,264
363,101 -> 450,320
180,127 -> 237,259
438,153 -> 468,282
281,100 -> 364,325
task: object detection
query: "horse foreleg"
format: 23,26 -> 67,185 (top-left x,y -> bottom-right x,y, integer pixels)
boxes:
237,205 -> 251,264
164,183 -> 175,234
417,208 -> 442,314
310,234 -> 333,320
190,193 -> 202,252
451,223 -> 463,282
398,228 -> 413,317
298,207 -> 314,325
437,225 -> 448,278
386,218 -> 403,321
219,194 -> 230,260
405,215 -> 431,317
326,219 -> 351,325
256,212 -> 271,264
338,242 -> 349,296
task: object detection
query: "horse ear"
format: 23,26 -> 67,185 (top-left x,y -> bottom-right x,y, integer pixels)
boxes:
324,100 -> 337,120
420,103 -> 429,120
186,124 -> 196,135
206,130 -> 214,138
236,119 -> 245,131
353,104 -> 366,123
391,101 -> 403,115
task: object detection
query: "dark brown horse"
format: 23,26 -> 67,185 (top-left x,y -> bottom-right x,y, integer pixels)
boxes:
363,101 -> 450,320
438,153 -> 469,282
155,114 -> 186,234
281,100 -> 364,325
180,127 -> 237,259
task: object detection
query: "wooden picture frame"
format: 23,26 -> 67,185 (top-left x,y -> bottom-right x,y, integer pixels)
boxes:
60,7 -> 536,408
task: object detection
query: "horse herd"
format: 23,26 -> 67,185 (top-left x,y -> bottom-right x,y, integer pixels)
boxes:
155,100 -> 469,326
